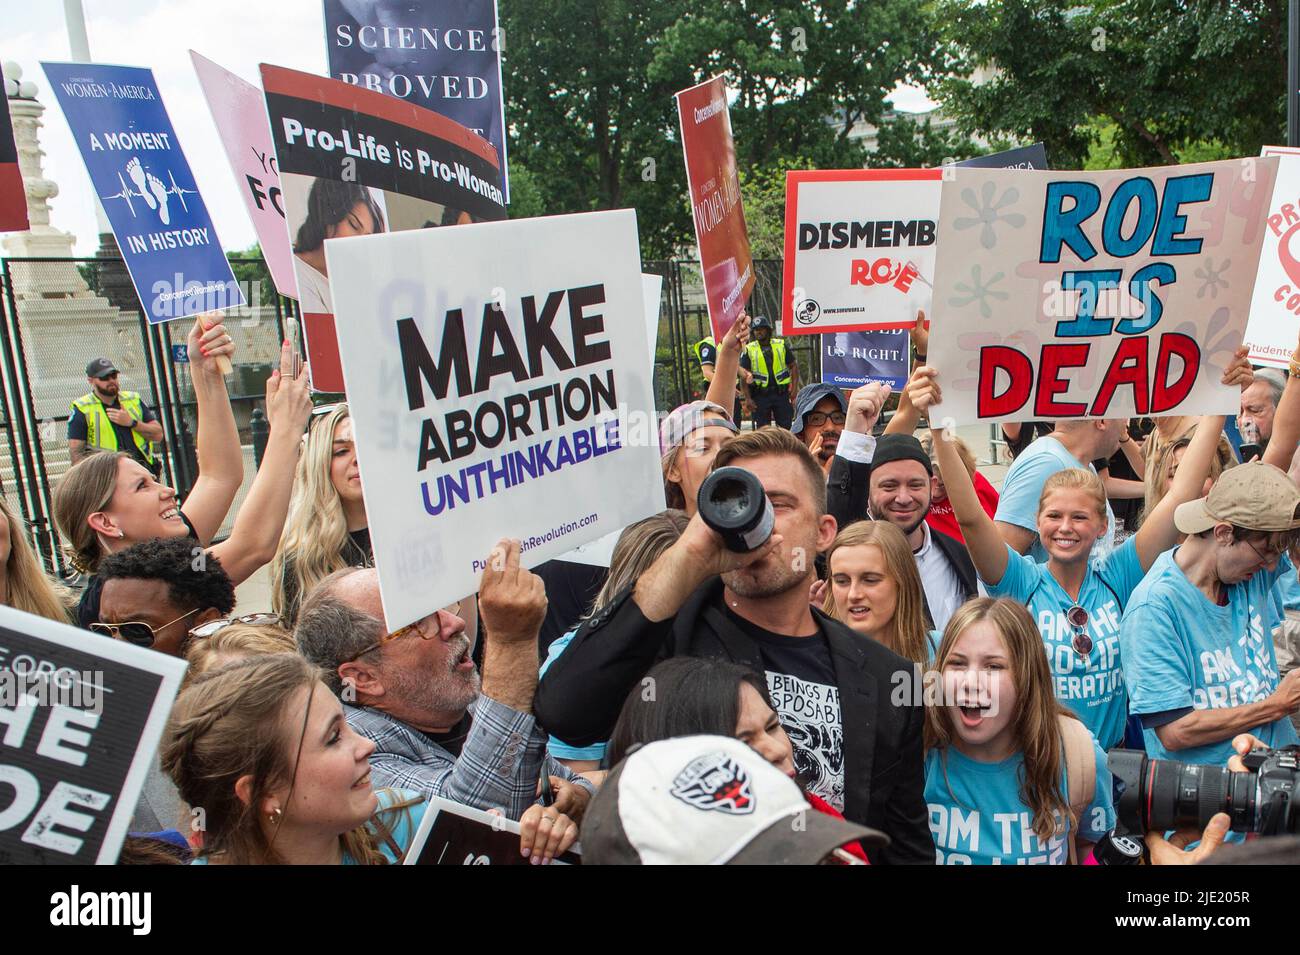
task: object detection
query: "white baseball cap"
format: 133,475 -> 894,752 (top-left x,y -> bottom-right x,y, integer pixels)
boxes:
581,735 -> 886,865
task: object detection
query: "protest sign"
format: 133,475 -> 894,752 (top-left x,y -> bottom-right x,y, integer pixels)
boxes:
676,76 -> 754,341
404,796 -> 580,865
782,168 -> 941,336
325,209 -> 663,629
322,0 -> 509,198
0,605 -> 186,865
1244,146 -> 1300,367
927,158 -> 1277,425
41,62 -> 242,322
0,66 -> 28,232
261,63 -> 507,393
190,51 -> 297,298
955,142 -> 1048,171
820,329 -> 909,389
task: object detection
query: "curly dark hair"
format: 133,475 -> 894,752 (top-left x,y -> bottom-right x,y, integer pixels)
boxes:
97,538 -> 236,616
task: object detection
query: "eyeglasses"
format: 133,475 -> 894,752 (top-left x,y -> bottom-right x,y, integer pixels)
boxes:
97,372 -> 119,381
188,613 -> 283,639
804,411 -> 846,428
343,601 -> 462,663
1065,604 -> 1092,659
1243,535 -> 1284,564
91,607 -> 201,647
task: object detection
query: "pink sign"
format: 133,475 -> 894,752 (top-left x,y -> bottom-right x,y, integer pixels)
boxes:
190,51 -> 297,298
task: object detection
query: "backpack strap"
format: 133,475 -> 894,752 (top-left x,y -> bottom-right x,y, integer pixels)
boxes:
1058,714 -> 1096,866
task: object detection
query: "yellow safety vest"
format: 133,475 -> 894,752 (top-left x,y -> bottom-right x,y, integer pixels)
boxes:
72,391 -> 154,465
744,339 -> 791,388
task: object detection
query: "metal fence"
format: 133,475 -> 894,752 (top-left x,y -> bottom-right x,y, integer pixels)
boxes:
0,254 -> 805,577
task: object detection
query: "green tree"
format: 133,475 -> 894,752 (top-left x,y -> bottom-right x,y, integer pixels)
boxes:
225,243 -> 276,306
935,0 -> 1285,170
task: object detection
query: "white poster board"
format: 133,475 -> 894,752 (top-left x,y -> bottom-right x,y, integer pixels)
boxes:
326,209 -> 665,628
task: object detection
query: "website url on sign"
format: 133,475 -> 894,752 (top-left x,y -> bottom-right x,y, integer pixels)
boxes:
1113,915 -> 1251,928
521,513 -> 599,554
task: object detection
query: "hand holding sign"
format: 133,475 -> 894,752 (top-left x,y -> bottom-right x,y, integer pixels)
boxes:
904,367 -> 942,415
478,539 -> 548,645
1221,345 -> 1255,391
265,338 -> 313,437
909,309 -> 930,358
188,313 -> 234,377
518,802 -> 579,865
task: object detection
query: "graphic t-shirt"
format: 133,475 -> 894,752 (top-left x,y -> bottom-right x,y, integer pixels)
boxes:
984,537 -> 1144,747
994,436 -> 1115,563
1121,550 -> 1300,766
725,606 -> 844,810
924,740 -> 1115,865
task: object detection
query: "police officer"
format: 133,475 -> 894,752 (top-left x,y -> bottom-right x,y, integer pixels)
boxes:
68,358 -> 164,472
695,334 -> 749,423
739,315 -> 798,429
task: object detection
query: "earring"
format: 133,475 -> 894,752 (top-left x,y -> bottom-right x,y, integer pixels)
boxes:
118,530 -> 125,539
268,807 -> 282,825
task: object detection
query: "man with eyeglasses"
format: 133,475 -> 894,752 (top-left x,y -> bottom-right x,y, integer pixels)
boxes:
69,357 -> 164,472
1120,462 -> 1300,767
791,383 -> 849,473
295,541 -> 594,823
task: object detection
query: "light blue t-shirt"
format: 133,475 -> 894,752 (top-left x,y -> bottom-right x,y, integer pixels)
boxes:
924,739 -> 1115,865
984,537 -> 1143,748
539,629 -> 607,763
994,436 -> 1116,564
1120,549 -> 1300,766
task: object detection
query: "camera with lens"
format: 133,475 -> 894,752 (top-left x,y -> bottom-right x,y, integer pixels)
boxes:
1108,745 -> 1299,838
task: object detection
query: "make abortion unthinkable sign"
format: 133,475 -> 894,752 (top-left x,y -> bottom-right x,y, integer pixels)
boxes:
326,209 -> 664,630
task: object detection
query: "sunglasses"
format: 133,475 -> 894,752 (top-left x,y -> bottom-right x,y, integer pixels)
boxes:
96,372 -> 120,381
91,607 -> 201,647
1065,604 -> 1092,659
343,600 -> 463,663
188,612 -> 283,639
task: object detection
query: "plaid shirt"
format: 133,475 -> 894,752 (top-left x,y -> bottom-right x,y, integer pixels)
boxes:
345,695 -> 593,821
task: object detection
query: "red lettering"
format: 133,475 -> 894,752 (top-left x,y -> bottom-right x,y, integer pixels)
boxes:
977,346 -> 1032,417
895,262 -> 917,293
1151,333 -> 1200,413
850,259 -> 869,286
1091,336 -> 1150,416
1033,343 -> 1090,417
871,259 -> 893,284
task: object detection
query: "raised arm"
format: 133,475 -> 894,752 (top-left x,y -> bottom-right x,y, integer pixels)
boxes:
1265,335 -> 1300,469
1133,415 -> 1225,570
707,313 -> 750,414
208,342 -> 313,585
178,314 -> 243,545
885,311 -> 930,436
918,369 -> 1009,585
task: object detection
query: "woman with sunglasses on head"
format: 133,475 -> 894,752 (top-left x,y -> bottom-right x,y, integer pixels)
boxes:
55,328 -> 313,629
925,598 -> 1115,865
162,653 -> 578,864
908,367 -> 1235,748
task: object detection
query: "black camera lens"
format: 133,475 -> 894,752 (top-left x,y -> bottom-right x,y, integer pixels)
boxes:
1109,749 -> 1259,834
697,466 -> 774,553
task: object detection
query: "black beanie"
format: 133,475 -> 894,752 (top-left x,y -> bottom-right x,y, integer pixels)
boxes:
872,434 -> 932,475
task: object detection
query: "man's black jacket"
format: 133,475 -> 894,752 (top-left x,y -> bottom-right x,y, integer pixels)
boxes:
533,578 -> 935,864
827,453 -> 978,626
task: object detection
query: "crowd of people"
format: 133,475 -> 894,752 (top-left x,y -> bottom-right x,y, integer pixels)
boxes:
3,306 -> 1298,865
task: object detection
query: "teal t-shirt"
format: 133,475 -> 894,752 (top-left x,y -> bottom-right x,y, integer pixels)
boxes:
984,537 -> 1144,748
1120,549 -> 1300,766
189,788 -> 426,865
539,629 -> 608,763
924,739 -> 1116,865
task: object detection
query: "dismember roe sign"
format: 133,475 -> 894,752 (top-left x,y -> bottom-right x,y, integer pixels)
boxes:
926,159 -> 1277,425
0,605 -> 185,864
676,76 -> 754,341
326,209 -> 664,629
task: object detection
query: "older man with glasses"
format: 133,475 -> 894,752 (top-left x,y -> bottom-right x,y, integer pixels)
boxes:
1120,462 -> 1300,768
791,383 -> 849,473
295,539 -> 594,826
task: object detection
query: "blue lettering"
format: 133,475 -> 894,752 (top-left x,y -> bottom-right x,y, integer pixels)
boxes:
1040,181 -> 1100,263
1152,174 -> 1212,256
1100,177 -> 1157,257
1055,269 -> 1122,337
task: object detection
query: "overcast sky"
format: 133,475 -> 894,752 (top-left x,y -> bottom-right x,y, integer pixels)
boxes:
1,0 -> 935,255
